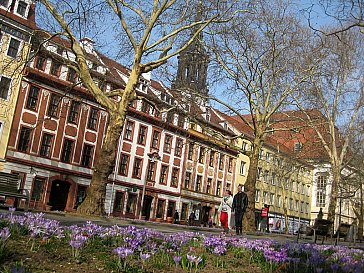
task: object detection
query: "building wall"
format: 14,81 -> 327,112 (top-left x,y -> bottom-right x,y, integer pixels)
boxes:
0,11 -> 33,170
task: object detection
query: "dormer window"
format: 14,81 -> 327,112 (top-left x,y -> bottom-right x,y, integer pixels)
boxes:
294,142 -> 303,152
16,1 -> 28,17
223,121 -> 228,130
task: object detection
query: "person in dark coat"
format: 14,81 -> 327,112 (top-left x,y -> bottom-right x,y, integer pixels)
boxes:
173,210 -> 180,224
232,185 -> 248,235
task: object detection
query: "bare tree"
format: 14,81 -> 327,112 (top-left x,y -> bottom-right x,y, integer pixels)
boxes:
293,30 -> 364,223
206,0 -> 315,231
37,0 -> 233,215
307,0 -> 364,35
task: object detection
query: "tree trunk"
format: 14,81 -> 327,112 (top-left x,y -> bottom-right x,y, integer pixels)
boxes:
243,140 -> 262,232
77,113 -> 125,215
327,164 -> 340,223
283,206 -> 289,234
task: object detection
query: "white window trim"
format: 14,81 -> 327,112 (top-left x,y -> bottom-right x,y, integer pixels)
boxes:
0,0 -> 11,11
240,161 -> 246,176
14,0 -> 31,19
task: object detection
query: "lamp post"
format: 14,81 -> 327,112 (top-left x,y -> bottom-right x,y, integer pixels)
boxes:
139,151 -> 160,220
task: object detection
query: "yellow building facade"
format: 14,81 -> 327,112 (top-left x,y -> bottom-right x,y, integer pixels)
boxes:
0,2 -> 34,170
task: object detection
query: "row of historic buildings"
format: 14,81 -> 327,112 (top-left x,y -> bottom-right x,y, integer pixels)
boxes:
0,0 -> 358,232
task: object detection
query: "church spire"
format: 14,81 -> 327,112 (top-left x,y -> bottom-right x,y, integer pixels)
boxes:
172,1 -> 209,96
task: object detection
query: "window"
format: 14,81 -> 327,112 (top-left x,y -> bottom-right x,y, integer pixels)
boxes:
156,199 -> 165,218
146,161 -> 155,181
133,158 -> 142,178
228,158 -> 233,173
240,161 -> 246,175
242,141 -> 248,151
306,203 -> 310,214
17,127 -> 31,152
289,198 -> 293,210
0,0 -> 10,8
184,172 -> 191,189
67,68 -> 77,83
218,153 -> 224,170
31,178 -> 44,201
195,175 -> 202,192
50,60 -> 61,76
68,101 -> 80,123
295,200 -> 299,211
296,182 -> 300,193
163,135 -> 172,153
113,191 -> 124,213
124,121 -> 134,140
171,168 -> 179,186
294,142 -> 303,152
87,108 -> 98,130
269,193 -> 275,205
175,139 -> 182,157
61,139 -> 73,163
126,194 -> 137,214
35,55 -> 46,71
181,203 -> 188,220
198,147 -> 205,163
206,178 -> 212,194
141,101 -> 150,113
0,76 -> 11,99
257,167 -> 262,179
119,154 -> 129,176
277,195 -> 282,207
264,170 -> 269,183
271,172 -> 276,185
301,184 -> 305,195
177,115 -> 184,127
159,165 -> 168,184
166,112 -> 174,123
81,144 -> 93,167
316,175 -> 327,207
146,130 -> 157,149
290,181 -> 294,191
137,125 -> 147,145
259,149 -> 263,160
75,185 -> 87,207
300,201 -> 304,213
209,151 -> 215,167
39,133 -> 53,157
167,201 -> 175,217
47,94 -> 61,117
262,191 -> 268,204
188,143 -> 194,160
255,189 -> 260,202
266,152 -> 270,161
216,181 -> 222,196
7,38 -> 20,58
16,1 -> 27,17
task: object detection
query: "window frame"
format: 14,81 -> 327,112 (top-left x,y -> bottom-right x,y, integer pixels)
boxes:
174,138 -> 183,157
87,107 -> 99,130
0,75 -> 11,100
15,0 -> 28,17
35,55 -> 47,71
39,133 -> 53,158
50,59 -> 62,77
61,138 -> 74,163
124,120 -> 134,141
17,126 -> 32,152
118,153 -> 129,176
67,100 -> 80,124
159,165 -> 168,185
163,134 -> 172,153
137,125 -> 147,145
7,37 -> 21,58
47,93 -> 61,118
132,157 -> 143,179
146,161 -> 156,181
151,130 -> 160,149
81,144 -> 93,168
171,167 -> 179,187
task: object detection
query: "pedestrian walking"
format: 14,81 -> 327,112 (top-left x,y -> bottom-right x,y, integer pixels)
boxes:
218,189 -> 233,233
232,185 -> 248,235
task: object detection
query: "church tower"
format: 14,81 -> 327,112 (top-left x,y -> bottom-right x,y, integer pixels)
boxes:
172,2 -> 209,96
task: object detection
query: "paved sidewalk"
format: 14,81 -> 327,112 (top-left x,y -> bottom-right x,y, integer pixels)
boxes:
2,208 -> 363,249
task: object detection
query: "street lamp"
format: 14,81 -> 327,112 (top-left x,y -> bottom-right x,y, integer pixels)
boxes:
139,151 -> 160,220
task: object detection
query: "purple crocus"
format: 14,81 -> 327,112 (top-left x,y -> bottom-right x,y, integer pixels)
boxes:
173,255 -> 182,265
69,234 -> 88,249
0,227 -> 10,241
140,252 -> 151,261
114,247 -> 134,259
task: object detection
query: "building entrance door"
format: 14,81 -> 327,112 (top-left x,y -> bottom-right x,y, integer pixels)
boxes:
48,180 -> 70,211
